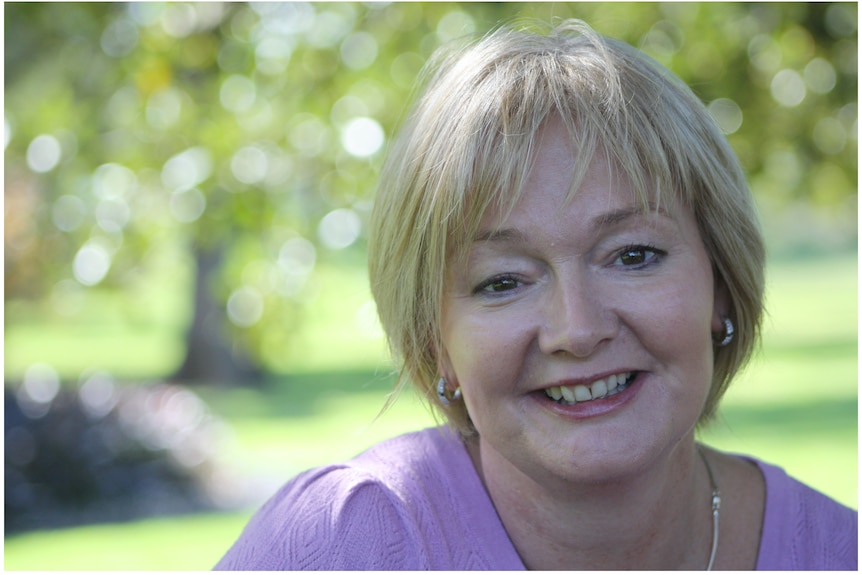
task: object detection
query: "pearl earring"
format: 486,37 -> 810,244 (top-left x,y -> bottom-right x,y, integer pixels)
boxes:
437,378 -> 462,406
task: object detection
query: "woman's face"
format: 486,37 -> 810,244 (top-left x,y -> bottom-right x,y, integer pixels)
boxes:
439,119 -> 727,486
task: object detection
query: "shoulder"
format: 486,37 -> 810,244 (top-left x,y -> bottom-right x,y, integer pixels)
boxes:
214,427 -> 474,570
754,458 -> 858,570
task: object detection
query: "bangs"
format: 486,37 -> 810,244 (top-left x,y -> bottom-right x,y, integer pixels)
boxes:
429,24 -> 689,265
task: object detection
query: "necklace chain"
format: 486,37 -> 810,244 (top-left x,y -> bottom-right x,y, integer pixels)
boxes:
698,448 -> 721,571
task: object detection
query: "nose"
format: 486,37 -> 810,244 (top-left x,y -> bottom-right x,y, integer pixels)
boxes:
537,270 -> 619,358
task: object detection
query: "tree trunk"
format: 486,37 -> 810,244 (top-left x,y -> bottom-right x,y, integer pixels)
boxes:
172,243 -> 263,385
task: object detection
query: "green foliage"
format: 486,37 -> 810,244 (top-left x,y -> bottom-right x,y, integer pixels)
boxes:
4,3 -> 857,373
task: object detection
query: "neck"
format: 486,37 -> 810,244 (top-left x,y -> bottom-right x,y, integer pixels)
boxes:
468,434 -> 714,570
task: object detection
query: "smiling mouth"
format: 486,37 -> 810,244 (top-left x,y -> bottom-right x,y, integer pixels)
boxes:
544,372 -> 638,405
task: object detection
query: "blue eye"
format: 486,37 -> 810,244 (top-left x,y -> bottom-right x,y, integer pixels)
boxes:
615,245 -> 663,267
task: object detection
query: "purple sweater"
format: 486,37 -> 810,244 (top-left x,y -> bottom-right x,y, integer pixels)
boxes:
215,427 -> 857,570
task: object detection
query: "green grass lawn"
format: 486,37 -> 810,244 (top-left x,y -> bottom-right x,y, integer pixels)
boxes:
4,253 -> 857,570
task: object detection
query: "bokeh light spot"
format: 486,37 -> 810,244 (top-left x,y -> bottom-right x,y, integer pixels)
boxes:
640,20 -> 684,59
73,241 -> 112,286
127,2 -> 163,26
92,163 -> 137,200
161,3 -> 198,38
162,147 -> 213,192
306,10 -> 353,49
812,117 -> 847,155
255,36 -> 294,75
825,4 -> 857,39
340,117 -> 384,157
318,208 -> 361,250
26,134 -> 62,173
96,198 -> 131,232
227,286 -> 264,328
101,17 -> 139,57
220,75 -> 257,113
708,98 -> 743,135
231,145 -> 269,184
340,32 -> 378,70
837,103 -> 857,141
170,188 -> 207,223
78,370 -> 118,419
748,34 -> 782,72
17,363 -> 59,419
23,363 -> 61,404
771,69 -> 806,107
803,58 -> 837,95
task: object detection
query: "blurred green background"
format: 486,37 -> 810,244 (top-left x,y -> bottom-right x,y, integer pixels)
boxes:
4,2 -> 857,570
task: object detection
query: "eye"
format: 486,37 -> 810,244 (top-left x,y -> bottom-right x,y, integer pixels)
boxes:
614,245 -> 663,267
475,274 -> 522,295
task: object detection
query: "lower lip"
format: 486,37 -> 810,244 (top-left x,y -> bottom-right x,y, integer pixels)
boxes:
535,373 -> 644,419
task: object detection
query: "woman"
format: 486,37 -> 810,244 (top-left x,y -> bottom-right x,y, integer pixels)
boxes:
215,20 -> 856,570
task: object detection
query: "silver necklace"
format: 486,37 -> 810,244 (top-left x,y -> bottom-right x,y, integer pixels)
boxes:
698,448 -> 721,571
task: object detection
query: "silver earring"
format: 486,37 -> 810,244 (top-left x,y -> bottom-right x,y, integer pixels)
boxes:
716,317 -> 734,347
437,378 -> 461,406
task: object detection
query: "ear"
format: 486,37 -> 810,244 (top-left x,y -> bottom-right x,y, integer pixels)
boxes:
711,274 -> 731,332
435,343 -> 459,389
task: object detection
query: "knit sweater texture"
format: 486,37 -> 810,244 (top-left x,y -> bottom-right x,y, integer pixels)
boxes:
215,427 -> 857,570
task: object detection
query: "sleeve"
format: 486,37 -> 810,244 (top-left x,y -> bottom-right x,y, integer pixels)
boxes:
213,466 -> 432,570
787,480 -> 858,570
757,461 -> 858,570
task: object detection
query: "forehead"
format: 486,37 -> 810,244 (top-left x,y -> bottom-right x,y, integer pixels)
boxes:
475,120 -> 660,233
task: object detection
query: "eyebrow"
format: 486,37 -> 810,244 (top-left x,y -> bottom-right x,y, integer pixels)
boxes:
473,228 -> 529,243
473,204 -> 671,244
593,205 -> 668,227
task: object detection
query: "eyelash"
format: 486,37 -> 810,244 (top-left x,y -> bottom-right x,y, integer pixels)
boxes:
473,274 -> 524,296
614,244 -> 665,268
473,244 -> 665,296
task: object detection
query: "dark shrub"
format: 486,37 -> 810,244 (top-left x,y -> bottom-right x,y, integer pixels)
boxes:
5,376 -> 234,534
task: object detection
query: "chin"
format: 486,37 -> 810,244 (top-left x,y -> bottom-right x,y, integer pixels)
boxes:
525,424 -> 696,487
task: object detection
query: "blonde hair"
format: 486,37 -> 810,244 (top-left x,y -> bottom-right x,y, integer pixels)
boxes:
368,19 -> 764,435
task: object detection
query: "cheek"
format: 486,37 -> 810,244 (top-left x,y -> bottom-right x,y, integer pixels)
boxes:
652,290 -> 717,394
628,275 -> 716,360
442,312 -> 533,388
661,258 -> 715,326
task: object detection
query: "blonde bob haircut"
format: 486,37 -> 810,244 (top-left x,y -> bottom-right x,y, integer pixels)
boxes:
368,19 -> 765,436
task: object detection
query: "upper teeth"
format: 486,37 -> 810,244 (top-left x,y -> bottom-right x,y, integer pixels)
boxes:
544,372 -> 633,404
